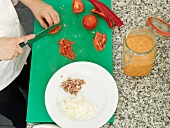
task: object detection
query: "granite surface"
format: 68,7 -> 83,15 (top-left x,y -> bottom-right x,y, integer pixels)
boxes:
27,0 -> 170,128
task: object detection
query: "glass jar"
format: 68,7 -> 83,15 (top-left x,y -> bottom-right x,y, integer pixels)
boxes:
122,16 -> 170,76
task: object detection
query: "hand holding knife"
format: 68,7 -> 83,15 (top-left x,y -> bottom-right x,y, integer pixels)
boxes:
19,23 -> 61,48
0,23 -> 61,61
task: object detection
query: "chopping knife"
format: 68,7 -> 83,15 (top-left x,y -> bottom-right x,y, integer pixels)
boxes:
19,23 -> 60,48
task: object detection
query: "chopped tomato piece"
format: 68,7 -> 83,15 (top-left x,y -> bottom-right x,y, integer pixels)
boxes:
49,25 -> 62,34
72,0 -> 84,14
57,38 -> 75,60
93,32 -> 107,51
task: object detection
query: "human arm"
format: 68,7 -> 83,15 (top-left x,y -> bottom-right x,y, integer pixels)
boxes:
20,0 -> 60,28
0,34 -> 35,61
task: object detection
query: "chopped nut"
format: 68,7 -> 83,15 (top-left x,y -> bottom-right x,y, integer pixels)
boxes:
61,78 -> 85,95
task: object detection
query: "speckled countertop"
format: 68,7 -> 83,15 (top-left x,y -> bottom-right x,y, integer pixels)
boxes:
27,0 -> 170,128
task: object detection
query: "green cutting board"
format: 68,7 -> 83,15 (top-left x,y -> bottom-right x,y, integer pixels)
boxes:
27,0 -> 114,123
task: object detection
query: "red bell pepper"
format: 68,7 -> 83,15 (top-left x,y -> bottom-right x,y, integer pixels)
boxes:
88,0 -> 123,28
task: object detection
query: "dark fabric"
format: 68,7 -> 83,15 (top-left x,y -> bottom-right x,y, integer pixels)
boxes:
16,52 -> 32,91
0,53 -> 31,128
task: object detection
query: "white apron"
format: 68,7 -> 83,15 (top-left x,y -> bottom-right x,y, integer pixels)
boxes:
0,0 -> 31,90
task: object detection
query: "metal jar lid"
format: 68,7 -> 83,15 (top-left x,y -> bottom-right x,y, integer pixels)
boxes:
146,16 -> 170,37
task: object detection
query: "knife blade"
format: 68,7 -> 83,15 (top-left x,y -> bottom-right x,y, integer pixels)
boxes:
19,24 -> 60,48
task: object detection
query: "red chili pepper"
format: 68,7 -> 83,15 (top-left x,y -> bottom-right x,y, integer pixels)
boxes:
91,9 -> 114,28
88,0 -> 123,28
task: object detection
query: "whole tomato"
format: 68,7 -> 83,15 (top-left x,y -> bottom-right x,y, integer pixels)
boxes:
82,14 -> 98,30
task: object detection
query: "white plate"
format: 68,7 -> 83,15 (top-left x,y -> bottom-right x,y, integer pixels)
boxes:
45,62 -> 118,128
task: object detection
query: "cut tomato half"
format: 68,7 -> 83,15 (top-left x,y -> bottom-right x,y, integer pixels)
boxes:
49,25 -> 62,34
72,0 -> 84,14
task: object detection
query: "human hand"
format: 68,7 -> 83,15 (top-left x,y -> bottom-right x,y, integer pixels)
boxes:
0,34 -> 35,61
28,0 -> 60,28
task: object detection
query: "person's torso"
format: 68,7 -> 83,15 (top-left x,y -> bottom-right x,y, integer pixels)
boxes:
0,0 -> 23,37
0,0 -> 31,90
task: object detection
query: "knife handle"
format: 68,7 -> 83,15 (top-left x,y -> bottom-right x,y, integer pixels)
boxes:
19,41 -> 28,48
0,42 -> 26,61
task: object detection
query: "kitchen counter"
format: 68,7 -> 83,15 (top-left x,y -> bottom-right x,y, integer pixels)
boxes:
27,0 -> 170,127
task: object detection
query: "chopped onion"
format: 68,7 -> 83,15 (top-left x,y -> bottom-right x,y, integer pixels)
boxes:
60,96 -> 97,120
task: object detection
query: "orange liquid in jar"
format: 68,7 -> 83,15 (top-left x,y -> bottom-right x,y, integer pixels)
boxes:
123,35 -> 156,76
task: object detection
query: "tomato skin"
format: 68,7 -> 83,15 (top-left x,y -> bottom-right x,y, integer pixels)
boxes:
93,32 -> 107,51
82,14 -> 98,30
49,25 -> 62,34
72,0 -> 84,14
